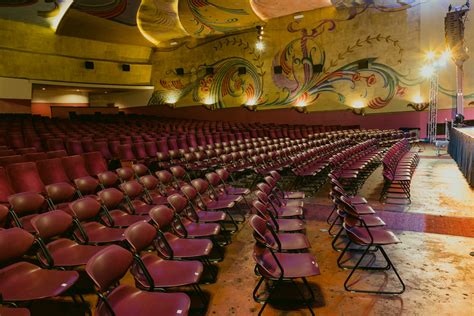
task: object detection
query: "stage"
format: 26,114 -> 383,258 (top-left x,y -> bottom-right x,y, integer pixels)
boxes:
449,127 -> 474,186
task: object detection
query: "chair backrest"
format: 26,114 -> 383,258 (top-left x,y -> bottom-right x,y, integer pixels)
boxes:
116,167 -> 135,182
0,155 -> 26,167
133,143 -> 148,160
47,139 -> 66,151
98,171 -> 119,188
167,193 -> 187,212
86,245 -> 133,292
180,184 -> 198,201
62,155 -> 90,180
0,167 -> 14,203
256,182 -> 272,195
155,170 -> 174,185
8,192 -> 46,215
149,205 -> 175,229
83,152 -> 108,176
69,197 -> 102,220
120,180 -> 145,200
215,168 -> 230,182
139,175 -> 159,190
204,172 -> 221,187
170,165 -> 186,179
74,175 -> 100,195
7,162 -> 45,193
118,144 -> 135,161
31,210 -> 73,239
24,152 -> 48,162
82,139 -> 95,153
45,182 -> 77,204
248,215 -> 277,249
46,150 -> 67,159
190,178 -> 208,195
93,142 -> 112,160
0,227 -> 35,263
36,158 -> 70,185
66,140 -> 84,155
97,188 -> 124,209
132,163 -> 149,177
124,221 -> 156,252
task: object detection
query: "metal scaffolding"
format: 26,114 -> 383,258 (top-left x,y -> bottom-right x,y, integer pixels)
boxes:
428,73 -> 439,143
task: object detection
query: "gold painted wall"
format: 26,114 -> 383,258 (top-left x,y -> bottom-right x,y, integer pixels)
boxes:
149,0 -> 474,114
0,19 -> 153,85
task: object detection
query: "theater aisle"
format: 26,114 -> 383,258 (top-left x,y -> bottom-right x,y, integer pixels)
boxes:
204,145 -> 474,315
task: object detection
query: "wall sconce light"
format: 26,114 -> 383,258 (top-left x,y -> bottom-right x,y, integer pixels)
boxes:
293,106 -> 308,114
407,95 -> 429,111
350,100 -> 366,115
242,104 -> 258,111
351,108 -> 366,116
202,103 -> 218,111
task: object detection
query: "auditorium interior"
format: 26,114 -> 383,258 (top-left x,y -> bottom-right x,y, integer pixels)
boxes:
0,1 -> 473,315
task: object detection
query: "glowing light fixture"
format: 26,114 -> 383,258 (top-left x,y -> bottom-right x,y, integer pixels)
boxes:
256,41 -> 264,51
426,51 -> 436,60
413,95 -> 423,103
421,65 -> 435,78
351,100 -> 365,109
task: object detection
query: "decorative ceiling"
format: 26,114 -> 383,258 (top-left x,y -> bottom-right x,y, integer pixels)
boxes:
0,0 -> 367,47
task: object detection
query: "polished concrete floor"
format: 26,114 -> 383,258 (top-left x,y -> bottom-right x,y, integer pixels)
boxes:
26,146 -> 474,315
203,146 -> 474,316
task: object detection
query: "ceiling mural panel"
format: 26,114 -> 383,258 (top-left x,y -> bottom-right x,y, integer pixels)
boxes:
250,0 -> 333,20
0,0 -> 73,29
71,0 -> 140,26
136,0 -> 189,46
178,0 -> 262,37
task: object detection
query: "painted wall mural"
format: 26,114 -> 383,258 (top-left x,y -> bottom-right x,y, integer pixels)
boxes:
149,0 -> 474,114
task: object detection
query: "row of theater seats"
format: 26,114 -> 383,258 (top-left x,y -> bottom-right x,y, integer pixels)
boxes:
380,139 -> 419,204
0,114 -> 357,150
0,147 -> 268,315
324,139 -> 418,295
247,172 -> 321,315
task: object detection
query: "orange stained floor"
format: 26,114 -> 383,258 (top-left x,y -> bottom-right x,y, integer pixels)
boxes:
24,146 -> 474,315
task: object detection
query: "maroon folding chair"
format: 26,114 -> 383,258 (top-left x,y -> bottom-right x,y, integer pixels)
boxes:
149,205 -> 217,270
166,194 -> 223,244
31,210 -> 108,267
83,151 -> 108,176
124,221 -> 207,305
252,200 -> 305,233
255,190 -> 304,219
336,209 -> 405,294
97,188 -> 150,227
252,243 -> 319,315
69,197 -> 126,244
249,215 -> 310,252
85,245 -> 191,316
0,228 -> 79,305
119,180 -> 155,215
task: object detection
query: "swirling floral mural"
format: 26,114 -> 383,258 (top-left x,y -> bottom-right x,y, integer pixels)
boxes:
150,54 -> 264,109
149,0 -> 473,112
262,19 -> 420,109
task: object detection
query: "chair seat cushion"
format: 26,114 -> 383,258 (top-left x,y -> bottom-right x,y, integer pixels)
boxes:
44,239 -> 106,266
276,218 -> 305,232
82,222 -> 125,243
165,233 -> 213,258
0,262 -> 78,301
137,254 -> 203,288
98,285 -> 190,316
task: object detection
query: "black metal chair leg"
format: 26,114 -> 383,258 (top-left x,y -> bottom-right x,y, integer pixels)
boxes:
291,279 -> 315,316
